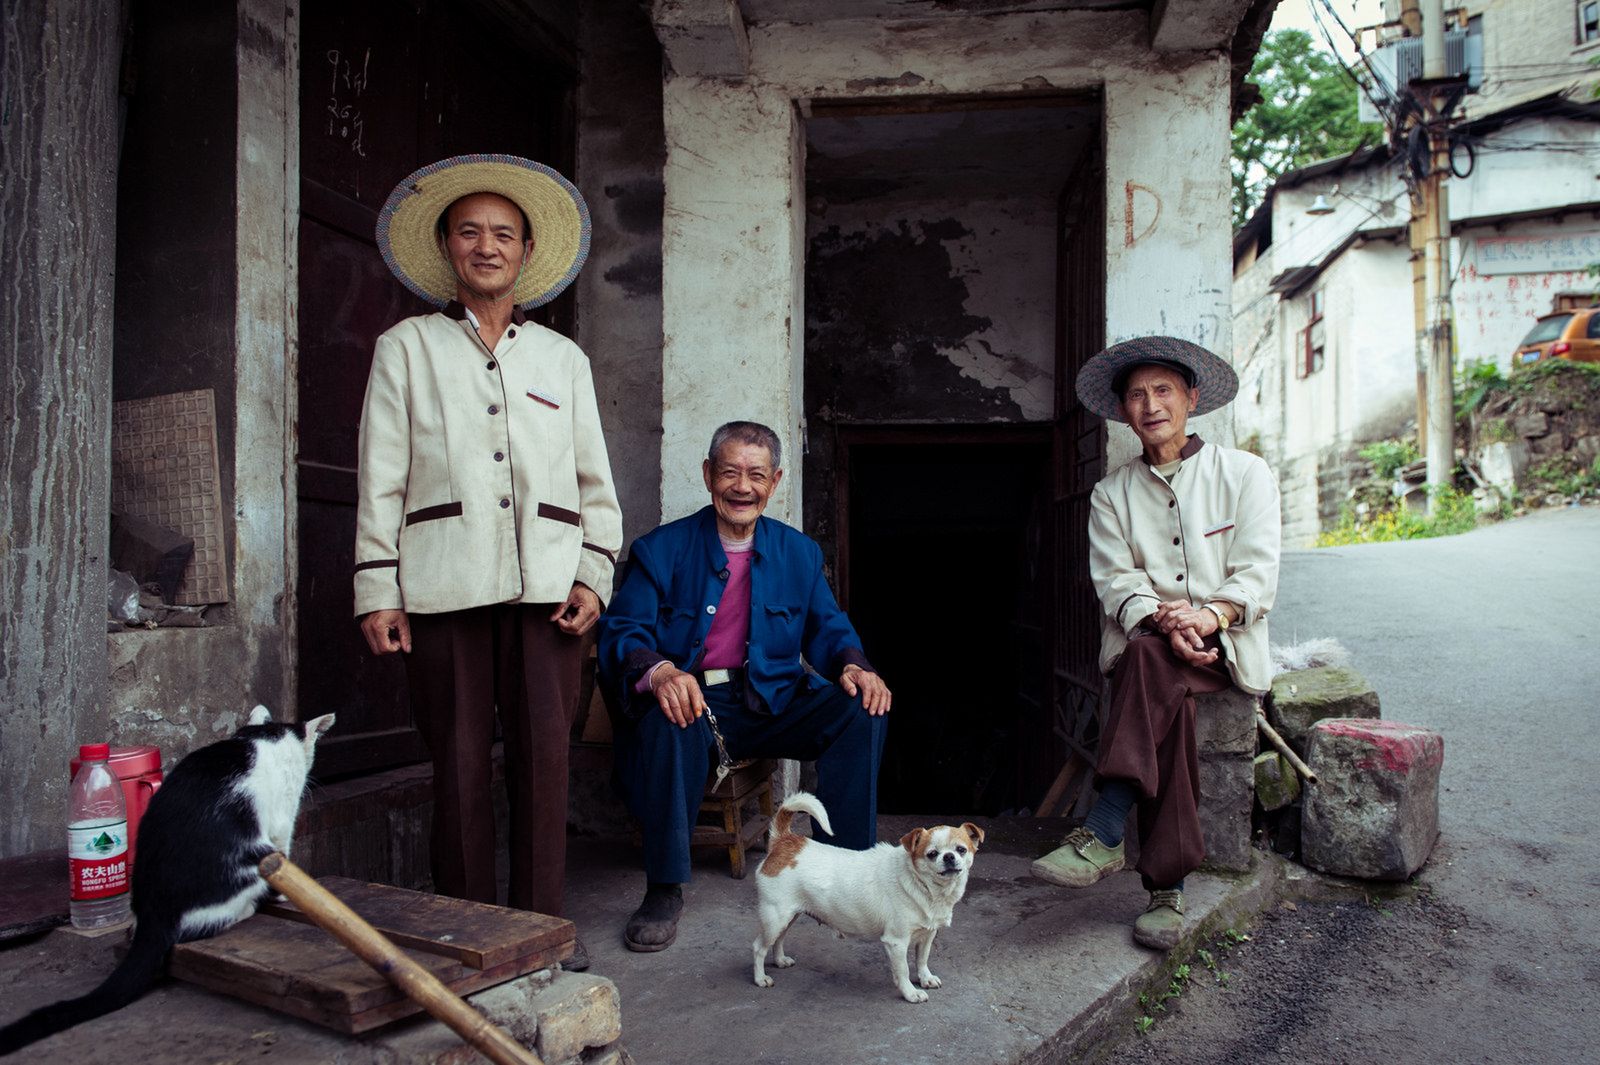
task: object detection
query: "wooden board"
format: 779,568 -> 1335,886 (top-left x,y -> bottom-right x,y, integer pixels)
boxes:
0,851 -> 68,942
258,876 -> 571,969
171,877 -> 573,1034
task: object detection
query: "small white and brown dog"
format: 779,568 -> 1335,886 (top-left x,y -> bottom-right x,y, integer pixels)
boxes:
750,792 -> 984,1003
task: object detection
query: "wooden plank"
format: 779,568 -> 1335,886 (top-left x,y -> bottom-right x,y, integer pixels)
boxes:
0,851 -> 69,942
258,876 -> 572,970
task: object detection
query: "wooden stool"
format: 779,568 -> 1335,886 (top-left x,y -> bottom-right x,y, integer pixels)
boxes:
692,759 -> 777,878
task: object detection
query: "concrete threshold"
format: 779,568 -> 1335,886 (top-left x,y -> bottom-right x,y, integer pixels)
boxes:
565,815 -> 1280,1065
0,816 -> 1282,1064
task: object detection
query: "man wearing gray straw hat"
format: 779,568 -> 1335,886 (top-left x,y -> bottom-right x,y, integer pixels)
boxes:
354,155 -> 622,971
1031,336 -> 1280,951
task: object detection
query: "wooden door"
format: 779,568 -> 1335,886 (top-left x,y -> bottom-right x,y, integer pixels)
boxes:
296,0 -> 575,777
1046,134 -> 1107,808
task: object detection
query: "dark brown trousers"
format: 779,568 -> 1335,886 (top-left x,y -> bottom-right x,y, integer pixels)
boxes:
404,604 -> 582,916
1096,630 -> 1231,889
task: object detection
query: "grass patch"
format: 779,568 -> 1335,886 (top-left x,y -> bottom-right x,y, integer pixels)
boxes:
1317,485 -> 1479,546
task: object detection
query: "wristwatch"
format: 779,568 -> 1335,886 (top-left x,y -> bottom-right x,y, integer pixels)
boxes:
1203,602 -> 1231,630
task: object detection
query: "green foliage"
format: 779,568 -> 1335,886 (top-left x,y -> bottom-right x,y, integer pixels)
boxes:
1526,455 -> 1600,499
1317,485 -> 1479,546
1232,30 -> 1384,227
1456,359 -> 1509,418
1358,438 -> 1420,480
1135,1015 -> 1156,1035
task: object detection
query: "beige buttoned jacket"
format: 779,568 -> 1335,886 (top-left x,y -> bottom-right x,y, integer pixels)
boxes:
1088,436 -> 1281,694
353,307 -> 622,617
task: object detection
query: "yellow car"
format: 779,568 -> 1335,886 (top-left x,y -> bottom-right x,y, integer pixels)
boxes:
1513,308 -> 1600,368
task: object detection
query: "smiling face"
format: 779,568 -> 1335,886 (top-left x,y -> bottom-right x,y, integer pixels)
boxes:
901,823 -> 985,881
438,192 -> 532,302
1120,363 -> 1200,464
702,441 -> 782,540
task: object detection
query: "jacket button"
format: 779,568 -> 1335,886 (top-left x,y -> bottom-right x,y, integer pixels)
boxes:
1172,536 -> 1179,545
499,498 -> 511,509
486,361 -> 496,371
494,451 -> 504,462
488,404 -> 499,415
706,605 -> 717,615
1176,574 -> 1184,581
1168,500 -> 1176,509
508,328 -> 517,338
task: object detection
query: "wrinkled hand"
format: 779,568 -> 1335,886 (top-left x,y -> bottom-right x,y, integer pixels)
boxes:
360,609 -> 412,655
840,664 -> 892,716
550,583 -> 602,636
649,664 -> 707,728
1151,599 -> 1219,639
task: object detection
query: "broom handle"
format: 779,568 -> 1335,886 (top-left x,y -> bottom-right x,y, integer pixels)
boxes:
1256,713 -> 1318,784
258,853 -> 544,1065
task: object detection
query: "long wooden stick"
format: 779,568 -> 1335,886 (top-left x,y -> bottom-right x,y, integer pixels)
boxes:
1255,713 -> 1318,784
258,853 -> 544,1065
1035,752 -> 1088,818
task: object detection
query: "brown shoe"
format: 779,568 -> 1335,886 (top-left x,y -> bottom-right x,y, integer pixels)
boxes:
562,935 -> 590,972
624,884 -> 683,952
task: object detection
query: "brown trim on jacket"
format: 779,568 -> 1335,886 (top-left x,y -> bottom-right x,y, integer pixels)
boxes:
582,541 -> 617,563
405,502 -> 463,526
537,502 -> 581,526
355,559 -> 399,573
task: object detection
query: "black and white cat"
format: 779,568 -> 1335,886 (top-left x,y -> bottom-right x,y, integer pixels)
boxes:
0,705 -> 335,1056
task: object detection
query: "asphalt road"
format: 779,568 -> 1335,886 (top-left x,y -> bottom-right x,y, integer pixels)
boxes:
1104,504 -> 1600,1064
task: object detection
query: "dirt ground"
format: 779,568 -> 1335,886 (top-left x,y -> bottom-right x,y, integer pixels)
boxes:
1095,847 -> 1590,1065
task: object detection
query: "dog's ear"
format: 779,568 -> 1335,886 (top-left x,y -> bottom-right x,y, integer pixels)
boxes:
900,828 -> 928,858
961,822 -> 985,849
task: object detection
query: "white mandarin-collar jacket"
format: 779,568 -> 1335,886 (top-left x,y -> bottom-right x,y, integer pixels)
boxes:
1088,436 -> 1281,695
353,307 -> 622,617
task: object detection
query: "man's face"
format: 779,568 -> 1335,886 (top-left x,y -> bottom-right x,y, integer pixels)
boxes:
1120,364 -> 1199,454
439,192 -> 531,299
702,441 -> 782,535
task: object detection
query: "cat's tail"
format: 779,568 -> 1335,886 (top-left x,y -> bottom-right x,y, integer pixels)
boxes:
0,918 -> 176,1056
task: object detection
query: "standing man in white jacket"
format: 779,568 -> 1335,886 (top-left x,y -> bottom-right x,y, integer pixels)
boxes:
1032,336 -> 1280,951
354,155 -> 622,971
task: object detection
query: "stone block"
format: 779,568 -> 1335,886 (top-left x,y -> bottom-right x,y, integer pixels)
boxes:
1301,719 -> 1443,881
530,972 -> 623,1065
1254,751 -> 1300,811
1268,666 -> 1380,755
1195,687 -> 1259,755
1198,755 -> 1253,873
1514,411 -> 1550,438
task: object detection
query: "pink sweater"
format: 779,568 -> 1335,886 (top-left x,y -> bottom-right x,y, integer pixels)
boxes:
637,534 -> 752,692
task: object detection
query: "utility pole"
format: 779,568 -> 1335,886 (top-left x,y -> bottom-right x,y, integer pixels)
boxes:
1401,0 -> 1429,456
1413,0 -> 1461,509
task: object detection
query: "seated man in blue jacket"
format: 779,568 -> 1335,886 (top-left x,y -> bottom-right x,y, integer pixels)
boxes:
598,420 -> 891,952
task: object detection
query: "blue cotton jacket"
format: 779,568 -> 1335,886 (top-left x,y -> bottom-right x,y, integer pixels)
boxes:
597,506 -> 871,717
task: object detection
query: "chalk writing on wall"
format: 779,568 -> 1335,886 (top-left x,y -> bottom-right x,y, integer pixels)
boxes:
1470,232 -> 1600,275
326,48 -> 371,158
1124,182 -> 1161,248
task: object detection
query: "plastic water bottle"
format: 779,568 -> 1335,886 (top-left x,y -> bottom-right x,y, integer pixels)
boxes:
68,744 -> 132,929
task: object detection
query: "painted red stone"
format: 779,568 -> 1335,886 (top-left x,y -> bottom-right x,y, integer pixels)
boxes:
1315,719 -> 1444,774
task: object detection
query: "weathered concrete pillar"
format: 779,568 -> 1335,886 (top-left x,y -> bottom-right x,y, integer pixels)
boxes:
659,77 -> 804,524
0,0 -> 122,856
1102,56 -> 1234,467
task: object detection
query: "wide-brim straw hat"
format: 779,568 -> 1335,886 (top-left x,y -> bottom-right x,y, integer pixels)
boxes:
376,154 -> 591,310
1075,336 -> 1240,423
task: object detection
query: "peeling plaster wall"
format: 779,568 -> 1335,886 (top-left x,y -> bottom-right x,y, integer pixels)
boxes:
1456,219 -> 1600,372
659,78 -> 805,526
577,0 -> 666,548
1103,57 -> 1236,470
802,195 -> 1057,557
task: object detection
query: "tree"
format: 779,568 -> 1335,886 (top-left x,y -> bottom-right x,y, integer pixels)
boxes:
1232,29 -> 1384,228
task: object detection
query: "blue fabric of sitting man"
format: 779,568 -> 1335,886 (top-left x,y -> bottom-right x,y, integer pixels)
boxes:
598,420 -> 891,953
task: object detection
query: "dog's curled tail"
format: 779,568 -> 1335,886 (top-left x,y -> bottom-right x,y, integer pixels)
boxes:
770,791 -> 833,842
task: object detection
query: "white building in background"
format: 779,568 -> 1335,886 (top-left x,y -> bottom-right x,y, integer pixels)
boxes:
1232,0 -> 1600,547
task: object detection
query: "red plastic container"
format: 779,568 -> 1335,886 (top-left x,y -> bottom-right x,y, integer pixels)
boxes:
69,745 -> 162,863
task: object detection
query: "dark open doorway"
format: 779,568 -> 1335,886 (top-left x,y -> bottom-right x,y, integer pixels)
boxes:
838,429 -> 1050,816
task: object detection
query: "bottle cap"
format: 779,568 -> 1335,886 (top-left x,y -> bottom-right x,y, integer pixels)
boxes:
78,743 -> 111,761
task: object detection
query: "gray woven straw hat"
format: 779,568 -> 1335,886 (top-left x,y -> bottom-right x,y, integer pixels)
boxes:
376,154 -> 591,310
1074,336 -> 1239,423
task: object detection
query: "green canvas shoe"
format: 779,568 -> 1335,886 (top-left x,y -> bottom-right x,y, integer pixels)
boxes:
1133,889 -> 1185,950
1030,826 -> 1126,888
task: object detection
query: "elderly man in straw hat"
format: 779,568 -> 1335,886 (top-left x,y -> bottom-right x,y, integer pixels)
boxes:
355,155 -> 622,970
1031,337 -> 1280,951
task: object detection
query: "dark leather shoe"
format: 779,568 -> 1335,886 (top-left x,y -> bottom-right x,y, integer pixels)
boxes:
624,884 -> 683,952
562,935 -> 590,972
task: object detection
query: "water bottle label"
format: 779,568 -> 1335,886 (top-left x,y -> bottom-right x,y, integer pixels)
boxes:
69,822 -> 129,900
